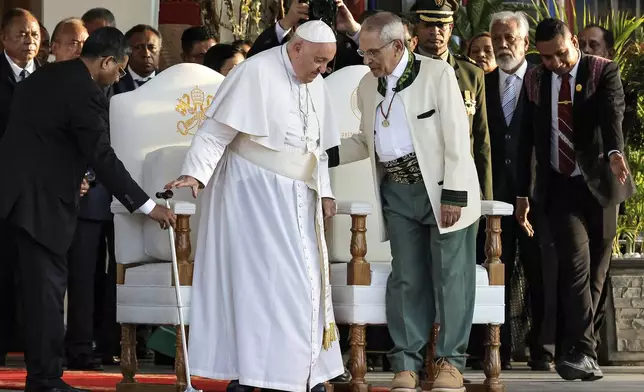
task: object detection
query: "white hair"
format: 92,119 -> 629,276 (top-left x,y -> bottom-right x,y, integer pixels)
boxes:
489,11 -> 530,38
362,12 -> 406,43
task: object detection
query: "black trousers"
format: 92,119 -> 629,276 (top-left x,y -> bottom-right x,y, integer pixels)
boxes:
0,220 -> 22,360
546,172 -> 617,360
468,203 -> 551,362
14,227 -> 68,390
65,219 -> 105,360
65,218 -> 119,360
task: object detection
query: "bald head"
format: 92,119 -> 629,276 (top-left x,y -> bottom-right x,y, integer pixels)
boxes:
1,8 -> 40,66
52,18 -> 88,62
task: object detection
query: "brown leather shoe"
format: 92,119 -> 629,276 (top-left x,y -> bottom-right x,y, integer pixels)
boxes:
431,359 -> 465,392
391,370 -> 418,392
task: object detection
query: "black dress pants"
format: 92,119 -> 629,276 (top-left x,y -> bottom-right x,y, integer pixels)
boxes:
0,219 -> 21,361
546,172 -> 617,360
65,219 -> 105,361
14,227 -> 68,390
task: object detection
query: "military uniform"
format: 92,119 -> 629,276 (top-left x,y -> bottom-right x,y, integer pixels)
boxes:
413,0 -> 492,201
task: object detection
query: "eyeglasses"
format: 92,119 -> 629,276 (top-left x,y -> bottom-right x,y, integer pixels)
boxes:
110,58 -> 127,78
357,40 -> 396,58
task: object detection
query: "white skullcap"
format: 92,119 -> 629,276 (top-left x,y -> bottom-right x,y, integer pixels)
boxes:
295,20 -> 336,43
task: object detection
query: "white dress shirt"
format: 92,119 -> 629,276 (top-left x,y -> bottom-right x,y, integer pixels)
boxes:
499,60 -> 528,110
4,51 -> 36,81
550,54 -> 581,176
374,49 -> 415,162
128,65 -> 155,87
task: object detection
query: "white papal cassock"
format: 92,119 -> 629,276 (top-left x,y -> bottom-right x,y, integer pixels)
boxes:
180,43 -> 344,391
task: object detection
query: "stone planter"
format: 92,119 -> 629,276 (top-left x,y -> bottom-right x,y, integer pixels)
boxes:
600,258 -> 644,365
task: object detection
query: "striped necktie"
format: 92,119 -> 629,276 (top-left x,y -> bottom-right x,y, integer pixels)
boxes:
501,74 -> 517,126
557,73 -> 575,175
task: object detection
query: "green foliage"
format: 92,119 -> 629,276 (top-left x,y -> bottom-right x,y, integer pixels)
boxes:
453,0 -> 506,42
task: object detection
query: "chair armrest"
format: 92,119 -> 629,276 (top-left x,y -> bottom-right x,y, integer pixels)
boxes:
481,200 -> 514,216
336,201 -> 372,216
111,200 -> 197,215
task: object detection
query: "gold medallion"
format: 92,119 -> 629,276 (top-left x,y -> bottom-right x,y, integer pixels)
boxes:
382,119 -> 390,127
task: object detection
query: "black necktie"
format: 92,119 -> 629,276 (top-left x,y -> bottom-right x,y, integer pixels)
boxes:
136,79 -> 148,87
18,69 -> 28,82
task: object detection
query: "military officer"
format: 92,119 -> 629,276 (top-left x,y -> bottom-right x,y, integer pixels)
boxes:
411,0 -> 492,201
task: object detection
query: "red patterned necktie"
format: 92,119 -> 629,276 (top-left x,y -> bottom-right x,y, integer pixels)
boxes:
557,73 -> 575,175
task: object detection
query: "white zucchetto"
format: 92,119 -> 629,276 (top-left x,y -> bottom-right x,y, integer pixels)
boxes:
294,20 -> 337,43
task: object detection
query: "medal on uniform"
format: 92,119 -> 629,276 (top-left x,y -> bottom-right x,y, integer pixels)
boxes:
379,93 -> 396,128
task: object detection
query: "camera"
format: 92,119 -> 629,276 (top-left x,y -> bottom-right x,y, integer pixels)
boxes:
299,0 -> 338,29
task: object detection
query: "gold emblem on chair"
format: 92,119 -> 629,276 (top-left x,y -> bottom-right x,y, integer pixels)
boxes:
435,0 -> 444,6
175,86 -> 214,136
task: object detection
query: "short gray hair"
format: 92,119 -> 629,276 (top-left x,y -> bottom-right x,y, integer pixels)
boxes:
489,11 -> 530,38
361,11 -> 406,43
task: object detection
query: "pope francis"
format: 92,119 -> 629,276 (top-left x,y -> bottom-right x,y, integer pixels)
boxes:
334,12 -> 480,392
165,20 -> 344,392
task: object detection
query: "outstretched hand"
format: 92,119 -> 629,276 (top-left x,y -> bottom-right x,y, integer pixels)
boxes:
165,175 -> 201,199
610,153 -> 629,185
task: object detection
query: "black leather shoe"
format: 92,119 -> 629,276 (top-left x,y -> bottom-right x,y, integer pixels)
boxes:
65,355 -> 104,371
529,355 -> 555,371
311,384 -> 326,392
330,367 -> 351,383
227,380 -> 255,392
555,351 -> 603,381
25,381 -> 90,392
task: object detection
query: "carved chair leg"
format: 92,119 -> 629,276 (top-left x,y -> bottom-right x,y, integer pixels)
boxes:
483,323 -> 502,391
349,324 -> 369,392
119,323 -> 138,385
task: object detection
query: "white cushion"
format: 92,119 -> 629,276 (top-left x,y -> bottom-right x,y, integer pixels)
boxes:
332,288 -> 504,325
330,263 -> 504,325
117,263 -> 192,325
330,262 -> 490,287
109,63 -> 224,265
142,147 -> 201,261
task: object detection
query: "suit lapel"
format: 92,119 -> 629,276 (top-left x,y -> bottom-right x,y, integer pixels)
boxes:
540,70 -> 553,148
0,54 -> 17,88
573,54 -> 589,137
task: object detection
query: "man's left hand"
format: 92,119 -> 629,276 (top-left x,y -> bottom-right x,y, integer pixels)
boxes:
335,0 -> 360,35
610,153 -> 629,185
440,204 -> 461,228
80,178 -> 90,197
322,197 -> 337,219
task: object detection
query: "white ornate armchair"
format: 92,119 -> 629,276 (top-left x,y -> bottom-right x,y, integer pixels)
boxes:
324,66 -> 512,392
109,63 -> 225,392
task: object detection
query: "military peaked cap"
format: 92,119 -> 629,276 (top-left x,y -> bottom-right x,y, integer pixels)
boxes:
411,0 -> 459,24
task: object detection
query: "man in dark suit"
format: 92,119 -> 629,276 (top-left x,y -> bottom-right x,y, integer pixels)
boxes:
468,10 -> 554,372
108,24 -> 161,97
0,7 -> 42,366
516,18 -> 634,382
248,0 -> 362,74
0,27 -> 176,392
85,23 -> 162,365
